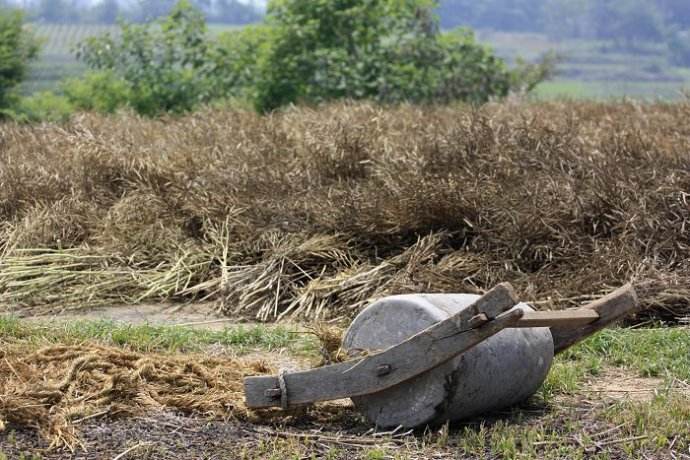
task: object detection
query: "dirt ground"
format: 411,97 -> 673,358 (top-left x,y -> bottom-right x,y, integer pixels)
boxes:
0,408 -> 375,460
1,375 -> 679,460
4,303 -> 231,330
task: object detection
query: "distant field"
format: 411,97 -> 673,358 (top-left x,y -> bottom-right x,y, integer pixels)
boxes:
532,80 -> 690,100
479,30 -> 690,101
22,24 -> 690,100
22,24 -> 118,94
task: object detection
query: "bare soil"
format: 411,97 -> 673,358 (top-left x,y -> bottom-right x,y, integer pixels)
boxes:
2,370 -> 677,460
4,302 -> 230,329
583,368 -> 666,402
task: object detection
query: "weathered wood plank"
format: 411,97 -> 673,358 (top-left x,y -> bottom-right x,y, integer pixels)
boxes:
516,310 -> 600,328
245,283 -> 521,408
551,284 -> 639,354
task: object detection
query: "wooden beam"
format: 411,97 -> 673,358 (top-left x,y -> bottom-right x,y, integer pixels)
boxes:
551,284 -> 639,354
516,310 -> 600,328
244,283 -> 521,409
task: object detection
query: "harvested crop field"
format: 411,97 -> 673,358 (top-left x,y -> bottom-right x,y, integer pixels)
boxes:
2,101 -> 690,459
1,101 -> 690,321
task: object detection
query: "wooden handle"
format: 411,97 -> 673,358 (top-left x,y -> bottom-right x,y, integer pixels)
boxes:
550,284 -> 639,354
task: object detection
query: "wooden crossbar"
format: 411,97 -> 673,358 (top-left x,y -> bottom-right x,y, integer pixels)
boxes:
516,310 -> 600,328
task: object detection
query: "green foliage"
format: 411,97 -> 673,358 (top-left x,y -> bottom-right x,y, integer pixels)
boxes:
70,0 -> 543,115
212,24 -> 274,101
0,8 -> 39,115
9,91 -> 73,123
510,51 -> 561,94
433,29 -> 514,104
247,0 -> 517,112
76,0 -> 217,116
62,71 -> 132,114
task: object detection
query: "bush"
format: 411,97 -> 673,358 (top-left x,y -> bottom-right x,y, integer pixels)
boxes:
211,25 -> 274,102
9,91 -> 73,123
0,8 -> 39,116
76,0 -> 216,116
62,71 -> 132,114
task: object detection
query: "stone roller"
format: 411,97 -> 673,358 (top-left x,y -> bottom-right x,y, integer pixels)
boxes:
244,283 -> 640,428
343,294 -> 553,428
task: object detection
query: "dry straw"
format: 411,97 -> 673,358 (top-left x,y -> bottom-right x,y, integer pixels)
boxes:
0,342 -> 270,449
1,101 -> 690,321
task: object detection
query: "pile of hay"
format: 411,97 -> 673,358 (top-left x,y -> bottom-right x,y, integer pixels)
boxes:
2,101 -> 690,321
0,343 -> 269,449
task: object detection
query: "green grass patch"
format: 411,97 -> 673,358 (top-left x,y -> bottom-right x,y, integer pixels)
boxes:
0,316 -> 316,355
539,327 -> 690,402
562,328 -> 690,380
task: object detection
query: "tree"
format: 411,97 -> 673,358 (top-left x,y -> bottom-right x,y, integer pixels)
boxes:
668,30 -> 690,66
71,0 -> 552,115
35,0 -> 80,23
250,0 -> 516,112
478,0 -> 543,32
0,8 -> 39,114
213,0 -> 261,24
658,0 -> 690,29
131,0 -> 177,22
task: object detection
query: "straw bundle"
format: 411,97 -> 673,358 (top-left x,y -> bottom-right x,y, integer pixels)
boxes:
1,101 -> 689,321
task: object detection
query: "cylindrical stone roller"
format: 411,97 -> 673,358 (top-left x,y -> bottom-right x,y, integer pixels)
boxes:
342,294 -> 554,429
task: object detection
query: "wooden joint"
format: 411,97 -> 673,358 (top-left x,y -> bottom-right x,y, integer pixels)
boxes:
468,313 -> 489,328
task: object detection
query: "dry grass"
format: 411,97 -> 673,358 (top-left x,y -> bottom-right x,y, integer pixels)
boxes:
1,101 -> 690,321
0,342 -> 271,450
